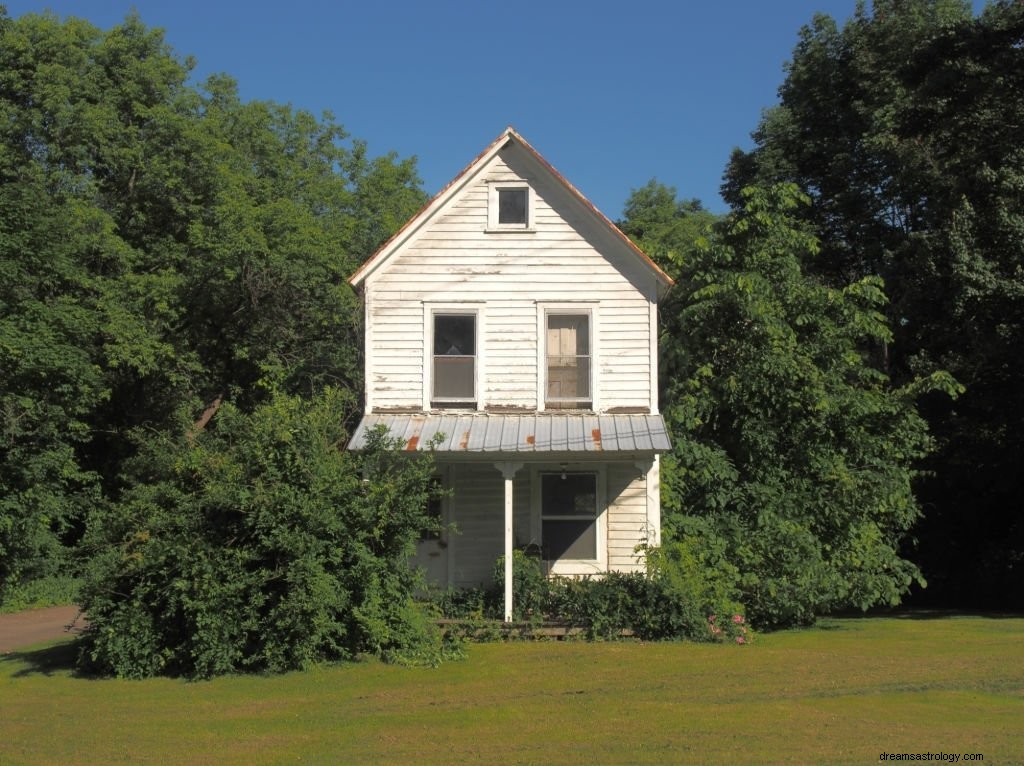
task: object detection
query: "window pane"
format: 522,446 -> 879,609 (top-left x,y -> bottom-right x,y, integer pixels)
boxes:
543,520 -> 596,560
547,356 -> 590,400
546,314 -> 590,403
433,356 -> 474,399
498,188 -> 527,224
541,474 -> 597,561
548,315 -> 588,354
434,314 -> 475,355
542,474 -> 596,517
433,314 -> 475,400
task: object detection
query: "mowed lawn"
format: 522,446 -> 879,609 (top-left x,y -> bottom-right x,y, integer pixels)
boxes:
1,616 -> 1022,765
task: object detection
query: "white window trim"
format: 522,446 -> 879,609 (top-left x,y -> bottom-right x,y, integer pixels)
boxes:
536,302 -> 599,412
423,302 -> 486,411
530,464 -> 607,575
486,181 -> 535,232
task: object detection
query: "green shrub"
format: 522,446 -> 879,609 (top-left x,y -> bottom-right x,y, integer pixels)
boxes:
432,586 -> 489,620
492,549 -> 547,623
439,542 -> 749,643
0,575 -> 82,614
78,389 -> 448,678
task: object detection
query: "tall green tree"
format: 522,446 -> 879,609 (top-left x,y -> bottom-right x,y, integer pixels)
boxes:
723,0 -> 1024,605
617,180 -> 719,280
643,184 -> 955,627
0,9 -> 426,599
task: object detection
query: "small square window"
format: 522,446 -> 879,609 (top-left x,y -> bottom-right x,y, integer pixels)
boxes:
498,188 -> 527,225
488,183 -> 532,230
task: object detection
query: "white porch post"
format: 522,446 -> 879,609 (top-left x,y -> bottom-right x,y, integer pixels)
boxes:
495,461 -> 523,622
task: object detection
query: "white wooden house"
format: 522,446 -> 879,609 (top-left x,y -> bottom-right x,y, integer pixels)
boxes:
347,128 -> 673,620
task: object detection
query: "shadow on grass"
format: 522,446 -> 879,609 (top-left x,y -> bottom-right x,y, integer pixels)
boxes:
835,608 -> 1024,621
0,639 -> 93,679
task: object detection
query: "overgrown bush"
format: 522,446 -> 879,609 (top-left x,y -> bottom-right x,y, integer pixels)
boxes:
492,549 -> 548,622
443,542 -> 747,643
78,389 -> 450,678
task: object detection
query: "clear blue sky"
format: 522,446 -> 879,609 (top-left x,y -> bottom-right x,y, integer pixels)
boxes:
3,1 -> 986,217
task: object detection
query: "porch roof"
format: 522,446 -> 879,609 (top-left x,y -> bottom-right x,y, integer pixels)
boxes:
347,413 -> 670,455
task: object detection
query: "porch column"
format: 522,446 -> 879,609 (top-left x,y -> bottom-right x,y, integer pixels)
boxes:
495,461 -> 523,622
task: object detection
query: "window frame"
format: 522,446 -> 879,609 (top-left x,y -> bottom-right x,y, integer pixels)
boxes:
487,181 -> 535,232
537,303 -> 598,411
424,303 -> 485,410
531,465 -> 606,574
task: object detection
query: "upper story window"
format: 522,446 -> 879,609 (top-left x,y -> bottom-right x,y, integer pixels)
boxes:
487,182 -> 533,231
546,313 -> 591,409
432,313 -> 476,407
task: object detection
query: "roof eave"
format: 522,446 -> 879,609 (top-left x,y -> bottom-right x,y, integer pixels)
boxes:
348,129 -> 514,288
505,127 -> 674,289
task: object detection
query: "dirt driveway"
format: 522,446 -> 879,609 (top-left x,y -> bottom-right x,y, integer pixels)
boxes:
0,605 -> 86,653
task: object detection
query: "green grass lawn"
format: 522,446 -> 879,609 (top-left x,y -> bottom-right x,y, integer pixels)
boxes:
2,615 -> 1022,765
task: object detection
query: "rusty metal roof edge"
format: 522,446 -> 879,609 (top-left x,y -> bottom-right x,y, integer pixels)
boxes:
346,412 -> 671,454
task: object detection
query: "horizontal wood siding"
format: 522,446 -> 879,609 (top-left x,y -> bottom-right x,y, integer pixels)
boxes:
366,145 -> 654,412
448,463 -> 503,587
606,462 -> 652,572
446,463 -> 532,587
367,297 -> 422,408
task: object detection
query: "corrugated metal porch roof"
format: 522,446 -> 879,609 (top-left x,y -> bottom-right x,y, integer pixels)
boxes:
347,413 -> 671,454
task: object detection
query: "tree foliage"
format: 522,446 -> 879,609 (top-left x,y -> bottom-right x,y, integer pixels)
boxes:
636,184 -> 955,627
723,0 -> 1024,605
617,179 -> 720,279
0,10 -> 426,600
79,390 -> 446,678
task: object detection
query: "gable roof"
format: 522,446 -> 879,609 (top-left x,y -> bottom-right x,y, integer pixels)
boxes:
348,127 -> 674,289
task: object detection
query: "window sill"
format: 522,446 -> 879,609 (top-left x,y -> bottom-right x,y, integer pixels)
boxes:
484,227 -> 536,234
547,560 -> 605,577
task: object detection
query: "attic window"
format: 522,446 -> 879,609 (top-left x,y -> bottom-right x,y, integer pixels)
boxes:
487,182 -> 533,231
498,188 -> 527,224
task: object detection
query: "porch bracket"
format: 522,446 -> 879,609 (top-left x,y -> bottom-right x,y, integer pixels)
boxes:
633,458 -> 653,480
494,461 -> 524,622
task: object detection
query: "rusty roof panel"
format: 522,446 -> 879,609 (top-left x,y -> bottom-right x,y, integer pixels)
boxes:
348,413 -> 670,454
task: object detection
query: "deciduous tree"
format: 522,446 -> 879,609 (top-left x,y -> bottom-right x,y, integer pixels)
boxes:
723,0 -> 1024,605
644,185 -> 955,626
0,9 -> 426,599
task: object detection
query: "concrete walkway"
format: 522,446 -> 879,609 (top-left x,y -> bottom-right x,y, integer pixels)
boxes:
0,605 -> 86,653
